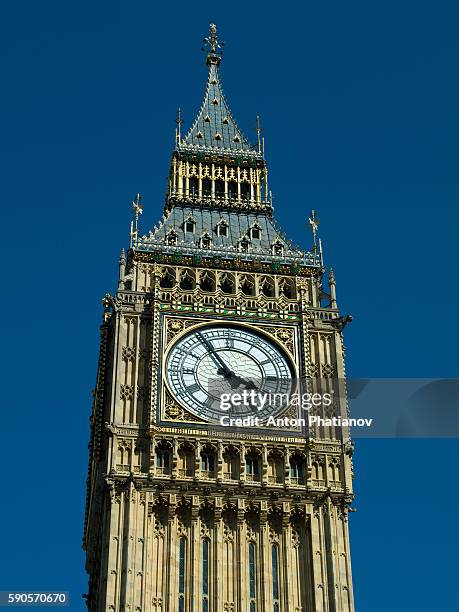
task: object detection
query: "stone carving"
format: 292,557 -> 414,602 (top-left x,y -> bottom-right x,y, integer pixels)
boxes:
165,317 -> 199,346
122,346 -> 136,362
163,388 -> 205,423
120,384 -> 134,401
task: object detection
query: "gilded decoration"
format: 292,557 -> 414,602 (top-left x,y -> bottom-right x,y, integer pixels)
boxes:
163,387 -> 206,424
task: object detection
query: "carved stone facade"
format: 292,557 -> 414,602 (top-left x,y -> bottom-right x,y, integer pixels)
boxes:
84,25 -> 355,612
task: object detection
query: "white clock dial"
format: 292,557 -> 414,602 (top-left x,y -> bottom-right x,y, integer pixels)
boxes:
166,325 -> 294,421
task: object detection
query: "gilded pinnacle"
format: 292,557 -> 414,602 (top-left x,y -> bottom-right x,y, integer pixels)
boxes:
202,23 -> 223,66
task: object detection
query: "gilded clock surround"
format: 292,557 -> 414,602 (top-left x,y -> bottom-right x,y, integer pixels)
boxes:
84,25 -> 355,612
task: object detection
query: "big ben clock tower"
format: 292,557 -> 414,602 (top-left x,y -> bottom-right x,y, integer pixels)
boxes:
83,25 -> 356,612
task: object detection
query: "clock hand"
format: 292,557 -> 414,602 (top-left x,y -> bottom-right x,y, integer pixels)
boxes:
196,333 -> 259,392
196,332 -> 233,377
228,373 -> 258,391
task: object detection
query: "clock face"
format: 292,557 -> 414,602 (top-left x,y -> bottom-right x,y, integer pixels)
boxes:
166,325 -> 294,422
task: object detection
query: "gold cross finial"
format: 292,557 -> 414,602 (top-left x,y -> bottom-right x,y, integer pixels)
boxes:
202,24 -> 223,65
208,24 -> 218,51
132,193 -> 143,219
309,210 -> 319,254
130,193 -> 143,247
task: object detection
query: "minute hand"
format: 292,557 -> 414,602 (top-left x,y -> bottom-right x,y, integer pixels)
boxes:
196,332 -> 233,376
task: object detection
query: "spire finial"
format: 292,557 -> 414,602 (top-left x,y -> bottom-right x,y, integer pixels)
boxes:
256,115 -> 262,154
130,193 -> 143,247
202,23 -> 223,66
308,210 -> 319,255
175,108 -> 182,144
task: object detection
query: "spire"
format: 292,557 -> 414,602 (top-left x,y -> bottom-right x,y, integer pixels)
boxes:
178,24 -> 258,155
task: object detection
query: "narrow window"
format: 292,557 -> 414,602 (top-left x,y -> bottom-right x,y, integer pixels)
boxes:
249,542 -> 256,611
156,449 -> 170,472
178,537 -> 186,612
215,179 -> 225,196
202,178 -> 211,196
246,456 -> 259,481
228,181 -> 237,199
290,459 -> 304,483
201,453 -> 215,473
218,223 -> 228,237
240,183 -> 250,199
189,177 -> 199,195
202,540 -> 209,612
272,545 -> 279,612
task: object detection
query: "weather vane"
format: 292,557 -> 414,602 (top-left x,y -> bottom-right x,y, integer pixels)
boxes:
130,193 -> 143,247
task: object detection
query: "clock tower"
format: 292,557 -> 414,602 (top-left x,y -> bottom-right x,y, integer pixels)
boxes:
84,24 -> 356,612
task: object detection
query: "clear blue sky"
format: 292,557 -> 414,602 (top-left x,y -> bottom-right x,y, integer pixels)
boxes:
1,1 -> 458,610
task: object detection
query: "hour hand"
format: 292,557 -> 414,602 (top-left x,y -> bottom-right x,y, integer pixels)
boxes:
228,373 -> 258,392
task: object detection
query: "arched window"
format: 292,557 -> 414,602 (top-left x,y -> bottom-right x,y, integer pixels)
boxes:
250,224 -> 261,240
240,276 -> 255,295
259,277 -> 275,298
201,450 -> 216,478
223,448 -> 239,480
178,537 -> 186,612
184,217 -> 196,233
219,274 -> 235,294
290,457 -> 305,484
249,542 -> 256,612
202,539 -> 209,612
272,545 -> 280,612
200,272 -> 215,293
246,456 -> 259,482
279,278 -> 295,299
160,268 -> 175,289
268,452 -> 283,484
216,219 -> 229,237
180,271 -> 195,291
178,445 -> 194,478
156,448 -> 170,475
